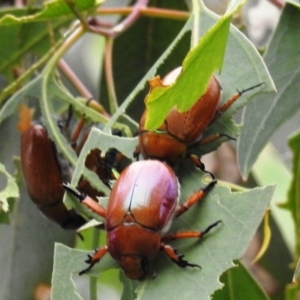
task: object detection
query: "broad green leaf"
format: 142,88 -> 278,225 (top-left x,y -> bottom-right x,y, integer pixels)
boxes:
238,4 -> 300,178
0,0 -> 100,25
212,261 -> 270,300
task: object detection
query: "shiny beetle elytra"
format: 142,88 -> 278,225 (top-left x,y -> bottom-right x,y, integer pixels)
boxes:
20,123 -> 86,229
64,160 -> 221,279
135,67 -> 263,177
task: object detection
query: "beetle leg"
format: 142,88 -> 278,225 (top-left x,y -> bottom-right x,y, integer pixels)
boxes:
219,82 -> 264,113
161,221 -> 221,269
63,183 -> 106,218
79,246 -> 108,275
175,180 -> 217,217
188,154 -> 215,180
162,220 -> 222,241
161,243 -> 201,269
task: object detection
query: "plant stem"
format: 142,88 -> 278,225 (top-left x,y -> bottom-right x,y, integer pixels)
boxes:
57,59 -> 110,118
89,227 -> 100,300
104,38 -> 118,114
191,0 -> 200,48
89,0 -> 150,38
94,6 -> 189,21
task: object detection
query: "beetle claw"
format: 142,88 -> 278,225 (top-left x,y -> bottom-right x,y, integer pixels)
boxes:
85,254 -> 93,263
175,254 -> 201,269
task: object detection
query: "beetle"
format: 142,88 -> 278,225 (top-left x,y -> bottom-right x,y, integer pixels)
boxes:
64,160 -> 221,279
20,123 -> 87,229
19,103 -> 125,229
135,67 -> 263,177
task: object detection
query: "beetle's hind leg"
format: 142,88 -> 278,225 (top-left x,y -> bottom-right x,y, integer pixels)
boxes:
161,243 -> 201,269
161,221 -> 222,268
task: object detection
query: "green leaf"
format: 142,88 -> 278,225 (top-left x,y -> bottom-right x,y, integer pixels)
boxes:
0,163 -> 19,215
52,165 -> 273,299
280,131 -> 300,257
133,166 -> 273,300
0,0 -> 100,25
144,16 -> 231,130
212,261 -> 270,300
144,0 -> 252,130
51,243 -> 118,300
238,3 -> 300,178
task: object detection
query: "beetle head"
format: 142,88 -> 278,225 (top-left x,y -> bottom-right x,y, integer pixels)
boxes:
120,255 -> 148,280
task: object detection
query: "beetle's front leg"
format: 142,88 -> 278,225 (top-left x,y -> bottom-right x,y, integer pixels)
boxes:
63,183 -> 106,218
175,179 -> 217,217
79,246 -> 109,275
161,243 -> 201,269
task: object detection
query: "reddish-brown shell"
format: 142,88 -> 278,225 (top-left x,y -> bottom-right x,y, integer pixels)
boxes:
105,160 -> 179,231
21,124 -> 85,229
165,76 -> 221,143
21,124 -> 64,205
138,111 -> 187,163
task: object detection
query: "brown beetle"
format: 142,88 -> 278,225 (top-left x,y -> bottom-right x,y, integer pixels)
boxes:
135,67 -> 263,177
64,160 -> 221,279
20,123 -> 86,229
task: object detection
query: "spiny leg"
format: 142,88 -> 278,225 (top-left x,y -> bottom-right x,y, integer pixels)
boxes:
188,154 -> 215,180
162,221 -> 222,241
161,221 -> 222,269
193,83 -> 264,147
175,179 -> 217,217
219,82 -> 264,113
161,243 -> 201,268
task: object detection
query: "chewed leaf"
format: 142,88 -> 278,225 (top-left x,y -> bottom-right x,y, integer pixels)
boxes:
0,163 -> 19,213
51,243 -> 118,299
